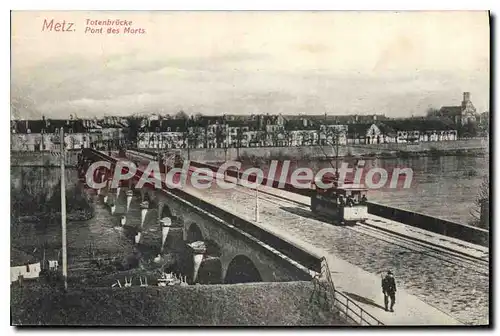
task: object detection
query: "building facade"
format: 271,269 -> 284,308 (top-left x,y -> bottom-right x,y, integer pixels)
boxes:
438,92 -> 478,125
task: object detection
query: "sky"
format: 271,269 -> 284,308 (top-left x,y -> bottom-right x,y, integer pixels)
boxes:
11,11 -> 490,119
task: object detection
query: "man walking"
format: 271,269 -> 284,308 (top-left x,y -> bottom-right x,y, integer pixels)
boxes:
382,270 -> 397,312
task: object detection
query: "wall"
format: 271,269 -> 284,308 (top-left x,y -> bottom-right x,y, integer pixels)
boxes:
367,202 -> 489,247
10,262 -> 41,283
175,138 -> 488,162
11,150 -> 80,167
12,282 -> 344,325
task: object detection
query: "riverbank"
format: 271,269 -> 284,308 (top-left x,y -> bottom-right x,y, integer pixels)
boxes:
11,167 -> 95,221
162,138 -> 488,163
10,150 -> 79,167
237,147 -> 486,165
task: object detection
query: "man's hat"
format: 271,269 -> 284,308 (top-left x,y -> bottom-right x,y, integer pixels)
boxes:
387,270 -> 393,275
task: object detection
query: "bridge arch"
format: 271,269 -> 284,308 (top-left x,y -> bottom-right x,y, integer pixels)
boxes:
159,202 -> 173,219
186,222 -> 204,243
143,191 -> 151,203
197,257 -> 223,284
224,255 -> 262,284
147,190 -> 157,207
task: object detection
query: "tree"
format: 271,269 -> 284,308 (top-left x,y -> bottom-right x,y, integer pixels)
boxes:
124,116 -> 145,148
426,107 -> 441,117
187,131 -> 198,149
175,110 -> 189,120
282,129 -> 292,147
460,122 -> 479,138
470,175 -> 489,229
196,127 -> 206,148
300,131 -> 312,146
257,130 -> 267,147
215,127 -> 227,149
206,131 -> 215,148
316,124 -> 344,172
270,131 -> 279,147
235,127 -> 244,159
161,134 -> 168,149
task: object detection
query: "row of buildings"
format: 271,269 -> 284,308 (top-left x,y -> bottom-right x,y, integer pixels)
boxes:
11,92 -> 487,151
10,116 -> 128,151
133,114 -> 459,150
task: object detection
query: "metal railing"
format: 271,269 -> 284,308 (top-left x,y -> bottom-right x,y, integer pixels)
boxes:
316,257 -> 384,326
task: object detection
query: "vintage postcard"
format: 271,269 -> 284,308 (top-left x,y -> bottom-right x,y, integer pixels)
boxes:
10,11 -> 490,326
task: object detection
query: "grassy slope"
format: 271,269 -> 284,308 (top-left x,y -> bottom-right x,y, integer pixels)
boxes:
11,281 -> 345,326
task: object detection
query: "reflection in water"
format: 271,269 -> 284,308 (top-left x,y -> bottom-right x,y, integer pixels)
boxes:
11,167 -> 136,262
367,155 -> 488,225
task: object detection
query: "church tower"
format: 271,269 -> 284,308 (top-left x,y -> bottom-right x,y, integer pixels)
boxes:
461,92 -> 477,125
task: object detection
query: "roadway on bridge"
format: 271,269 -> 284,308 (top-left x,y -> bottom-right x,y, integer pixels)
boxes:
110,150 -> 488,325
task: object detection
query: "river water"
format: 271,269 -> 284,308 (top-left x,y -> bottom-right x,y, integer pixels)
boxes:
11,167 -> 136,264
364,155 -> 489,225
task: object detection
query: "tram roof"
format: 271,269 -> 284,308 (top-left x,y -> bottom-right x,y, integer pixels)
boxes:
336,183 -> 368,191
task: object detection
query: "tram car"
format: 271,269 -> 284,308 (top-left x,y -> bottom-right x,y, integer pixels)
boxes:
311,176 -> 369,225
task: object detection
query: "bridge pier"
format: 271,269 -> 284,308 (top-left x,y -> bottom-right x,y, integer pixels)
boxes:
106,177 -> 113,193
134,230 -> 142,244
108,187 -> 116,200
97,171 -> 106,195
99,169 -> 106,183
160,217 -> 171,252
126,190 -> 133,213
140,201 -> 149,228
127,179 -> 134,191
188,241 -> 206,284
110,202 -> 117,215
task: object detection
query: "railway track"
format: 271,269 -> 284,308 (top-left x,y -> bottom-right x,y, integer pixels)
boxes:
231,183 -> 489,276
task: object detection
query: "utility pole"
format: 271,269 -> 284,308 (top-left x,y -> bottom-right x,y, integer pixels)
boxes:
335,130 -> 340,175
60,127 -> 68,291
255,185 -> 259,223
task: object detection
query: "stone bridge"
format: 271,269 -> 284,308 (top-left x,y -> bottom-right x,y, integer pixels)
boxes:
80,149 -> 319,285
